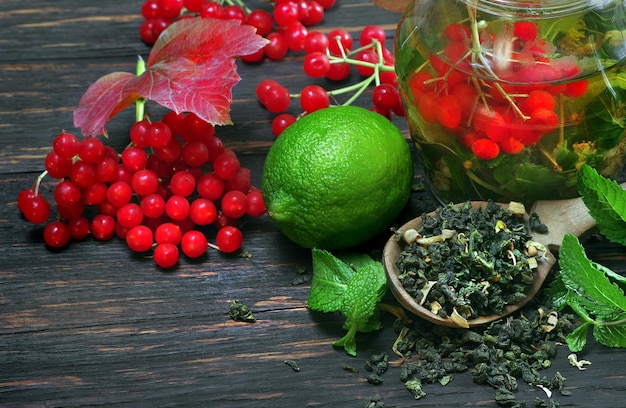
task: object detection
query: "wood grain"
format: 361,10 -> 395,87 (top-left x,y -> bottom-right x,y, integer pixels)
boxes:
1,0 -> 625,407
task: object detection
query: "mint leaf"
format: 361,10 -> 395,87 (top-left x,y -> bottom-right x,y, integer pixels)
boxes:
578,164 -> 626,245
333,262 -> 387,356
560,234 -> 626,312
558,234 -> 626,351
332,325 -> 358,357
307,249 -> 355,313
593,261 -> 626,290
333,311 -> 384,356
546,270 -> 572,311
566,322 -> 591,352
580,87 -> 626,150
594,319 -> 626,348
339,263 -> 387,328
308,249 -> 388,356
492,157 -> 567,202
337,251 -> 380,272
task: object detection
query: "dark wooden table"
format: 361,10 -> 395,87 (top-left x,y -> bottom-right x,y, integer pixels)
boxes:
1,1 -> 625,407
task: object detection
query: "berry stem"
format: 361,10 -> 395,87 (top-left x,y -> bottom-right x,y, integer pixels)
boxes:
539,147 -> 563,172
492,81 -> 529,120
334,75 -> 377,106
222,0 -> 252,14
467,4 -> 499,80
207,242 -> 224,252
558,98 -> 565,146
135,57 -> 147,123
34,170 -> 49,196
290,75 -> 374,99
289,39 -> 394,106
328,41 -> 394,74
466,168 -> 508,197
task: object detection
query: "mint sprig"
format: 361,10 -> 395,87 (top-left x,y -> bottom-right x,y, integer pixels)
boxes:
307,249 -> 388,356
556,234 -> 626,352
550,165 -> 626,352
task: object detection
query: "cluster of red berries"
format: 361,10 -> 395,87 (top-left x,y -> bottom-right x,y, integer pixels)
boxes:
139,0 -> 336,47
255,25 -> 403,136
140,3 -> 404,136
17,112 -> 266,268
407,21 -> 590,161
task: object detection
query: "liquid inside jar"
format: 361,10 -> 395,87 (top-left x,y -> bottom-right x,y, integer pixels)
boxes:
395,0 -> 626,203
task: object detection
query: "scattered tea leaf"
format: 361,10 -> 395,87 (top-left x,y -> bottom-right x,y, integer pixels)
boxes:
229,300 -> 256,322
390,297 -> 574,406
365,396 -> 385,408
284,359 -> 300,372
568,353 -> 592,371
367,374 -> 383,385
405,378 -> 426,400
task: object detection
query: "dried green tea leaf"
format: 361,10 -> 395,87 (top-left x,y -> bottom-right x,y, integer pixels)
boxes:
284,359 -> 300,372
229,300 -> 256,322
405,378 -> 426,400
390,296 -> 575,403
396,201 -> 536,319
367,374 -> 383,385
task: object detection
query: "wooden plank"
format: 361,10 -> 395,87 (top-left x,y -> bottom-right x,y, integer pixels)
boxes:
1,0 -> 626,407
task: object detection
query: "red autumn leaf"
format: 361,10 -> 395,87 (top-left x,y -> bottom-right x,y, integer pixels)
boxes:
73,17 -> 268,136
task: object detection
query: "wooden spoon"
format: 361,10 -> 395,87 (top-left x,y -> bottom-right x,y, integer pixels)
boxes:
383,184 -> 625,328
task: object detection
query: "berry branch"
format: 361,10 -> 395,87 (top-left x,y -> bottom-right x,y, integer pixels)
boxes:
256,25 -> 403,136
135,57 -> 147,123
17,13 -> 276,267
16,1 -> 402,268
290,39 -> 395,104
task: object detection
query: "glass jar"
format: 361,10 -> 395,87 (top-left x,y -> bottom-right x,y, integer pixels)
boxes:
394,0 -> 626,203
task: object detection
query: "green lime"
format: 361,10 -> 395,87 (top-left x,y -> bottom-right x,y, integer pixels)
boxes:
261,106 -> 413,250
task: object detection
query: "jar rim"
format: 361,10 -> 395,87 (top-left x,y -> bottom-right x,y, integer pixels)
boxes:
460,0 -> 610,17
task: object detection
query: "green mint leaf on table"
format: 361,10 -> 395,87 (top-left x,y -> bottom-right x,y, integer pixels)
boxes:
333,263 -> 388,356
307,249 -> 388,356
308,249 -> 355,313
558,234 -> 626,352
73,17 -> 267,136
565,321 -> 592,353
578,164 -> 626,245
